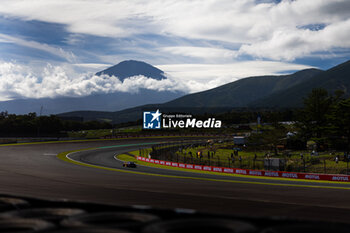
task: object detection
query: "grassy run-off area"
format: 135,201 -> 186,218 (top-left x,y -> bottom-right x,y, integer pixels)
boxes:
116,150 -> 256,177
116,152 -> 286,181
118,142 -> 350,175
116,152 -> 226,176
177,144 -> 349,174
116,151 -> 350,183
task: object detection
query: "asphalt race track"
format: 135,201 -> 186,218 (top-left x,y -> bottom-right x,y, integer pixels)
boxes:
1,138 -> 350,223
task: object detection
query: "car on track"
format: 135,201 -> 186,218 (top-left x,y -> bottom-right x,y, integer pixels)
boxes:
123,161 -> 137,168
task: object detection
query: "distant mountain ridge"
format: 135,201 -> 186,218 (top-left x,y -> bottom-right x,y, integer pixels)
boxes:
96,60 -> 167,81
163,59 -> 350,109
251,60 -> 350,107
165,68 -> 323,108
58,59 -> 350,124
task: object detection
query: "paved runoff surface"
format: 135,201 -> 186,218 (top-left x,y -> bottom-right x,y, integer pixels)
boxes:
1,138 -> 350,223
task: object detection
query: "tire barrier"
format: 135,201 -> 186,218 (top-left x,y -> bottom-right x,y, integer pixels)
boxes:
0,194 -> 349,232
0,208 -> 85,224
49,228 -> 131,233
61,212 -> 160,230
0,218 -> 55,233
137,156 -> 350,182
0,197 -> 30,212
260,223 -> 350,233
142,218 -> 257,233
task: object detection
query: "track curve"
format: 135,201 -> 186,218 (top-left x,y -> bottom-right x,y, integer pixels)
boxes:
1,138 -> 350,223
68,144 -> 350,189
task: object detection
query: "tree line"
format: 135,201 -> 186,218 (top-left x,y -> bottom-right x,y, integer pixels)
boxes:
297,88 -> 350,153
247,88 -> 350,154
0,112 -> 112,137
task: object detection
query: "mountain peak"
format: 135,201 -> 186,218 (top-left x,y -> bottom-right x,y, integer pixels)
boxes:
96,60 -> 166,81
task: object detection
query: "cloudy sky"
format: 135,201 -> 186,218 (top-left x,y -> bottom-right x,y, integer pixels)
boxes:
0,0 -> 349,100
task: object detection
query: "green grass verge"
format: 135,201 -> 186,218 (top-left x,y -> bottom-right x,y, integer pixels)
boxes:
116,151 -> 346,184
117,151 -> 252,176
116,153 -> 218,175
117,154 -> 138,163
177,144 -> 349,174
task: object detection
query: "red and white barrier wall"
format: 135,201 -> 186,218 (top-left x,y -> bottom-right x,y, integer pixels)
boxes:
137,156 -> 350,182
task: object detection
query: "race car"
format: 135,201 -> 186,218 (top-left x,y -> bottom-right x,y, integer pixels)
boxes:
123,161 -> 137,168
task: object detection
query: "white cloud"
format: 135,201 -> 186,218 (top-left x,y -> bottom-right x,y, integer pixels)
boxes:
0,61 -> 314,101
0,0 -> 148,37
2,0 -> 348,105
0,33 -> 76,62
239,19 -> 350,61
0,0 -> 349,61
73,63 -> 112,70
0,62 -> 185,101
160,46 -> 237,62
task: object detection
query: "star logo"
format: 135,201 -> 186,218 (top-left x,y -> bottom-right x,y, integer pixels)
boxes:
150,109 -> 161,122
143,110 -> 162,129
